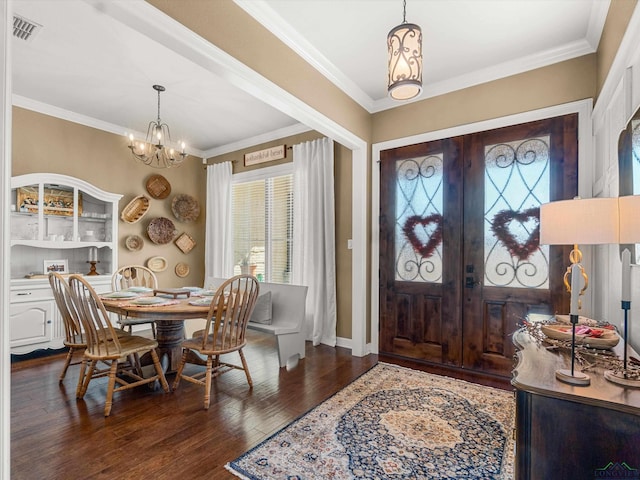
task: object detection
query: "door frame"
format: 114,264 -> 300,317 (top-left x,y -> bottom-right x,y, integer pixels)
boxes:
371,99 -> 593,355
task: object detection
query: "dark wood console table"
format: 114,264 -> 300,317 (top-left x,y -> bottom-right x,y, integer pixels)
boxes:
512,328 -> 640,479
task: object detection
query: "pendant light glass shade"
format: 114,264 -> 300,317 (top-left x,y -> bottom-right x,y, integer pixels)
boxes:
387,21 -> 423,100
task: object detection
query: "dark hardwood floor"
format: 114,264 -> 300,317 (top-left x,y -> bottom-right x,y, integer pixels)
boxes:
11,330 -> 378,480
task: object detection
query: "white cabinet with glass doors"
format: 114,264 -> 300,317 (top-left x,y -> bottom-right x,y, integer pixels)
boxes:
9,173 -> 121,354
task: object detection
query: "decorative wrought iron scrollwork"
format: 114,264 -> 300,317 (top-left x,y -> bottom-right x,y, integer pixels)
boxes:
395,155 -> 443,283
484,137 -> 550,289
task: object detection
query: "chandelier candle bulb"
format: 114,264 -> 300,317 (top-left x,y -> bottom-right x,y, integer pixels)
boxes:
622,248 -> 631,303
570,263 -> 580,316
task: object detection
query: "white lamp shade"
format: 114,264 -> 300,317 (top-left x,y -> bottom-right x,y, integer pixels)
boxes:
540,197 -> 620,245
618,195 -> 640,243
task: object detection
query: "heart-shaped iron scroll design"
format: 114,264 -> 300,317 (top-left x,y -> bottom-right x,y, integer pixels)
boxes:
490,207 -> 540,261
403,214 -> 444,259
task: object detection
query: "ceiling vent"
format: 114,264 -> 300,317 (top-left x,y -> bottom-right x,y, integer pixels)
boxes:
13,14 -> 42,42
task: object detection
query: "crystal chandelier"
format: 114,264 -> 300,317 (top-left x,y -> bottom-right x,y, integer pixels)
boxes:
387,0 -> 423,101
128,84 -> 187,168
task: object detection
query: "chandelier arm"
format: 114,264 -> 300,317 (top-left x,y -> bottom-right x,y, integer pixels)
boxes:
128,84 -> 186,169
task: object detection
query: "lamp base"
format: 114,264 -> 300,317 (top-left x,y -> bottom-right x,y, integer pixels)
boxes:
604,370 -> 640,388
555,368 -> 590,386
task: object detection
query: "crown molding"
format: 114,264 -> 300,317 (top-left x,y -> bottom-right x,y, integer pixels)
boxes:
234,0 -> 375,112
12,94 -> 208,159
203,123 -> 311,159
586,0 -> 610,49
236,0 -> 602,115
372,38 -> 596,113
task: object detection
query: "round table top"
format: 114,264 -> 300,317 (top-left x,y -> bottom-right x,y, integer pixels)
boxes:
102,296 -> 211,321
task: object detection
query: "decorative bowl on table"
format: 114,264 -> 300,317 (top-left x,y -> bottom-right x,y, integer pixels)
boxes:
540,323 -> 620,349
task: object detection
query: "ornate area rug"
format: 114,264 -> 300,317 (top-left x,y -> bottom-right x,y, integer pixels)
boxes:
226,363 -> 515,479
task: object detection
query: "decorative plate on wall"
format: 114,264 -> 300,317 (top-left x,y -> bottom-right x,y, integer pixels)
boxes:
147,256 -> 168,272
175,232 -> 196,254
171,194 -> 200,222
147,217 -> 177,245
145,174 -> 171,199
175,262 -> 190,278
120,195 -> 150,224
124,234 -> 144,252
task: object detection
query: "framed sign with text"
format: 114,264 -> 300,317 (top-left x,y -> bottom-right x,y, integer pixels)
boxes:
244,145 -> 286,166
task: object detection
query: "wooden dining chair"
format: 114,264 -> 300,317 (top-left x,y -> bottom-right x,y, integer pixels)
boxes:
48,272 -> 87,383
68,274 -> 170,416
111,265 -> 158,337
172,275 -> 260,409
49,272 -> 133,385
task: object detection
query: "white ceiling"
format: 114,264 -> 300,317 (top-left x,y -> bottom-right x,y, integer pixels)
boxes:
11,0 -> 609,160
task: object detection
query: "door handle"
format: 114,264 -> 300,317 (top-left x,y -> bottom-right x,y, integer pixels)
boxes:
465,276 -> 475,288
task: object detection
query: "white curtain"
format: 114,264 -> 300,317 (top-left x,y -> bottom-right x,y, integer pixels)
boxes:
292,137 -> 337,347
204,161 -> 234,281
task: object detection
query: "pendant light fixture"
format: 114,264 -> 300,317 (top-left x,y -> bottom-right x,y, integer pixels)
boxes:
387,0 -> 423,101
128,84 -> 187,168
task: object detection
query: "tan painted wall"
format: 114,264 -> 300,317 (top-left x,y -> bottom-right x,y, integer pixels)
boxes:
372,55 -> 597,143
597,0 -> 638,96
12,107 -> 207,288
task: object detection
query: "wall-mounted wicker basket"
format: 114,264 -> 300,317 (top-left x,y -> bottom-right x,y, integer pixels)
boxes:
147,217 -> 177,244
171,194 -> 200,222
145,174 -> 171,199
175,232 -> 196,254
120,195 -> 150,224
124,234 -> 144,252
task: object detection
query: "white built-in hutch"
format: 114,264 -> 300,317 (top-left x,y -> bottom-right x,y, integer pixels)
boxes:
9,173 -> 121,354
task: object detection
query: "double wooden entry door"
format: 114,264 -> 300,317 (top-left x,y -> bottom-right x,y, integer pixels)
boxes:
379,114 -> 577,379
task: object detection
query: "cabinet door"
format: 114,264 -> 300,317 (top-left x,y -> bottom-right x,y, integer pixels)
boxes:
10,300 -> 55,347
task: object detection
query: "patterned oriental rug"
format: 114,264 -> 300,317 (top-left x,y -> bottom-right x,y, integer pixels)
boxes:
227,363 -> 515,479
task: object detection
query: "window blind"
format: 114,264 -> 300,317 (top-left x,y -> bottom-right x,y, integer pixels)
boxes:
232,173 -> 293,283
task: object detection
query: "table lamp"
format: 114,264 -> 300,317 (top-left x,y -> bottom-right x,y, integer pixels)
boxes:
604,195 -> 640,387
540,196 -> 620,386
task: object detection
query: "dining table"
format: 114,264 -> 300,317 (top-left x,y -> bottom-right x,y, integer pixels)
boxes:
101,290 -> 212,373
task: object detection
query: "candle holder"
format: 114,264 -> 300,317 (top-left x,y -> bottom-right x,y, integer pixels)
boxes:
86,260 -> 100,276
604,248 -> 640,387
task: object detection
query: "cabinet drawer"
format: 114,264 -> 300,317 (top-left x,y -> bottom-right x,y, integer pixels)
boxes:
10,299 -> 55,347
10,288 -> 53,303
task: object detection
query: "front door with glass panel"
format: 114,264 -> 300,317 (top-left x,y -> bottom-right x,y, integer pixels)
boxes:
379,114 -> 577,378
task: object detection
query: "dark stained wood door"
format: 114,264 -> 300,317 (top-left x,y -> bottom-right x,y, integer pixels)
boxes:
379,138 -> 464,367
379,115 -> 577,379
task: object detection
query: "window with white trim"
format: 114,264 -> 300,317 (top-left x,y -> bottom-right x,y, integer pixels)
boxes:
232,163 -> 294,284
